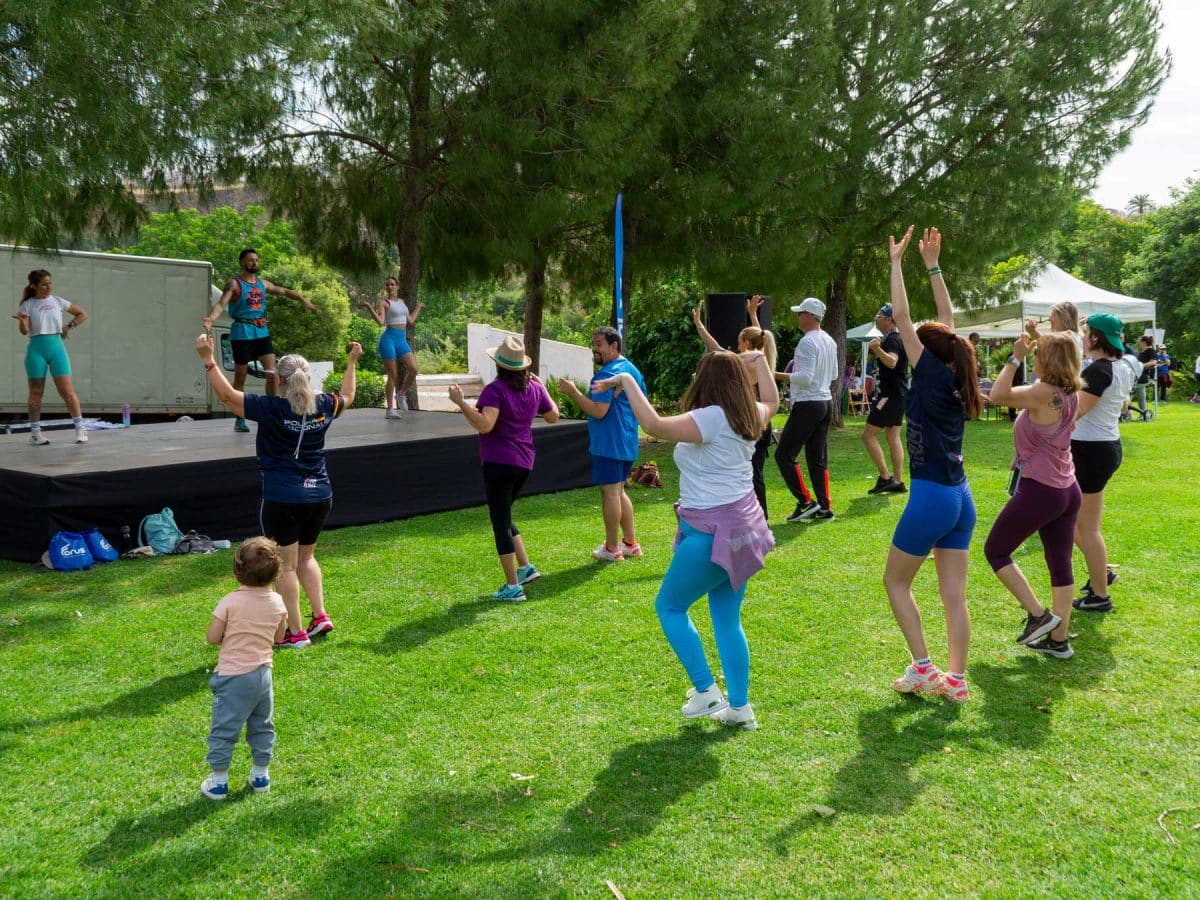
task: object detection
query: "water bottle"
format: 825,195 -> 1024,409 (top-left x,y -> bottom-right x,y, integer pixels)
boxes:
121,403 -> 131,427
213,539 -> 231,550
119,525 -> 132,554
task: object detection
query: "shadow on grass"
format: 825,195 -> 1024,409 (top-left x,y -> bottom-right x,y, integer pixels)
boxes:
773,699 -> 962,854
488,726 -> 733,861
0,665 -> 209,736
841,493 -> 896,519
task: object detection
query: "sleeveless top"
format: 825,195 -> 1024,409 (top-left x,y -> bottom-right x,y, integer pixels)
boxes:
229,277 -> 269,340
1013,388 -> 1077,489
385,299 -> 409,327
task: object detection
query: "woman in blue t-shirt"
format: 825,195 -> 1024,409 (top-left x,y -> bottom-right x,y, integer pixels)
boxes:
883,227 -> 984,703
196,334 -> 361,649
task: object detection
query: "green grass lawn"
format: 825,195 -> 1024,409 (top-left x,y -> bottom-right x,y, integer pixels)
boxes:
3,405 -> 1198,897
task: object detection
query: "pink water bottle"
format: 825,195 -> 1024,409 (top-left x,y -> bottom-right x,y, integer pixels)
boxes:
122,403 -> 131,427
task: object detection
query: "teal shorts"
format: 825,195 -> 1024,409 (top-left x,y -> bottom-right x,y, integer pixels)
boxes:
25,334 -> 72,379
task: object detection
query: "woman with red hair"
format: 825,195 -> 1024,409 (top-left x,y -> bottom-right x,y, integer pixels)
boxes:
882,227 -> 984,703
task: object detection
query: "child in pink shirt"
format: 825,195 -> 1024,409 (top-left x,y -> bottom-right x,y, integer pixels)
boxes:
201,537 -> 288,800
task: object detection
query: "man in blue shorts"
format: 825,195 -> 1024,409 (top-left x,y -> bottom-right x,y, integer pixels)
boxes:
203,248 -> 320,432
559,327 -> 646,561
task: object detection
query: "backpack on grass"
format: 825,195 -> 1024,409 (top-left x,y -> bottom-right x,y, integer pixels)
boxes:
138,508 -> 184,556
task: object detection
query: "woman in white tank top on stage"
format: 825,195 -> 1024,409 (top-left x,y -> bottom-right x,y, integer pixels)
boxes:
359,276 -> 424,418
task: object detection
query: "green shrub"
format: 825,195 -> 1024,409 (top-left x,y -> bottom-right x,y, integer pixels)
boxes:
323,368 -> 385,409
544,376 -> 588,419
344,315 -> 384,373
624,271 -> 705,402
416,332 -> 468,374
266,255 -> 352,363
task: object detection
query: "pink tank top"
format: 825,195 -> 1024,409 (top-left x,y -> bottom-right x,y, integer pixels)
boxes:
1013,388 -> 1077,489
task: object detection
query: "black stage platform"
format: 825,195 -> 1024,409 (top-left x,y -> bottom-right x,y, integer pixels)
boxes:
0,410 -> 591,562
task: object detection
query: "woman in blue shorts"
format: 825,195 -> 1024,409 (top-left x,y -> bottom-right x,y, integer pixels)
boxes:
359,276 -> 424,418
13,269 -> 90,445
883,227 -> 984,703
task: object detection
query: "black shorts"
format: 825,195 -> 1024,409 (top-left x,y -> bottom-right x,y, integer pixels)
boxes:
231,336 -> 276,365
259,499 -> 332,546
867,393 -> 905,428
1070,439 -> 1122,495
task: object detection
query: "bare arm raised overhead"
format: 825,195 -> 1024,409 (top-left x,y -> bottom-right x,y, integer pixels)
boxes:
889,226 -> 926,368
918,227 -> 953,329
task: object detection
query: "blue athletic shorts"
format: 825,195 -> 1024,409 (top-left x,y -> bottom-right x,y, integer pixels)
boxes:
377,327 -> 412,360
25,334 -> 72,379
892,477 -> 976,557
592,455 -> 634,486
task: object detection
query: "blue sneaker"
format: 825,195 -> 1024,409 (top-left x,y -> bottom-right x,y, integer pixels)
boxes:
201,775 -> 229,800
248,772 -> 270,793
491,583 -> 526,601
517,564 -> 541,585
234,417 -> 250,433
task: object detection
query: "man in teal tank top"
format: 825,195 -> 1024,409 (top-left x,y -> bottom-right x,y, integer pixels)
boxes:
203,248 -> 320,432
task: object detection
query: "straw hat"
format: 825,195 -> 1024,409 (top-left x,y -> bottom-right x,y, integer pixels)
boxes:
486,335 -> 532,371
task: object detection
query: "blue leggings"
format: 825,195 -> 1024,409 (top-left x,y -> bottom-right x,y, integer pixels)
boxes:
654,520 -> 750,707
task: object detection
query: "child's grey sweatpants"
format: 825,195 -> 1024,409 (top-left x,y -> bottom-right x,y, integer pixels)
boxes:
206,664 -> 275,771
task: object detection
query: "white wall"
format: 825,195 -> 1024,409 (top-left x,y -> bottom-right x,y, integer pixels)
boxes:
467,324 -> 594,385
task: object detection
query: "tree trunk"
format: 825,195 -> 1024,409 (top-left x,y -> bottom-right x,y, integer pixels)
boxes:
394,45 -> 433,412
825,254 -> 853,428
523,251 -> 547,376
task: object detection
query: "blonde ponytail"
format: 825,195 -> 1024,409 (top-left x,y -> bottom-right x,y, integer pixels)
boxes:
276,354 -> 317,416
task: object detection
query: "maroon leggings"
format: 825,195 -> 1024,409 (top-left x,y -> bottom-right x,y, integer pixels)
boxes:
984,476 -> 1082,587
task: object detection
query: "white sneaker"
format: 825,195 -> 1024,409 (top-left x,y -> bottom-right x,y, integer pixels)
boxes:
711,704 -> 757,731
681,685 -> 728,719
385,407 -> 402,419
397,395 -> 408,411
29,432 -> 49,446
591,543 -> 624,562
74,426 -> 88,443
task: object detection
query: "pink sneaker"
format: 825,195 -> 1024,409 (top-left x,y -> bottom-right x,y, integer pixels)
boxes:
892,663 -> 941,695
308,613 -> 333,637
277,628 -> 311,649
935,673 -> 970,703
592,543 -> 624,562
621,540 -> 644,558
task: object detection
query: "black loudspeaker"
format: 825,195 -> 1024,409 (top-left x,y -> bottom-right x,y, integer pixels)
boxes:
704,293 -> 773,350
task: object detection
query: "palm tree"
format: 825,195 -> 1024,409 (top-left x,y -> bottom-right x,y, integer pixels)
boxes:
1126,194 -> 1155,216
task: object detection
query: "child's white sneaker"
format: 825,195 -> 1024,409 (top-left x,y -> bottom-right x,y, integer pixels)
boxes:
681,685 -> 728,718
248,770 -> 270,792
201,775 -> 229,800
711,703 -> 757,731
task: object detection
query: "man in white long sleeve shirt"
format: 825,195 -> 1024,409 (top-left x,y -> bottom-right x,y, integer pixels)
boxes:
774,297 -> 839,521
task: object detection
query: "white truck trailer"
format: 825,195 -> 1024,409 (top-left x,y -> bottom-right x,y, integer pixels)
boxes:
1,245 -> 244,417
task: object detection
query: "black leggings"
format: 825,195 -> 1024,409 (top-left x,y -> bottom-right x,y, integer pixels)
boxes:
482,461 -> 530,555
751,428 -> 772,516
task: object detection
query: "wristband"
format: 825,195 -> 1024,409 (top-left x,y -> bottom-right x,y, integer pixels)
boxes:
927,266 -> 942,276
1005,356 -> 1021,367
204,361 -> 217,371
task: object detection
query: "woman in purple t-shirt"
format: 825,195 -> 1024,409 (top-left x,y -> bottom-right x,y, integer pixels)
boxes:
449,335 -> 559,601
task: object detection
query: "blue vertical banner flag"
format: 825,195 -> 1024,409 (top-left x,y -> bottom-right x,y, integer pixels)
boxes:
614,193 -> 624,338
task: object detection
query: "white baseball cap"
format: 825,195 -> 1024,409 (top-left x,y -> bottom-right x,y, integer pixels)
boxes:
790,297 -> 826,318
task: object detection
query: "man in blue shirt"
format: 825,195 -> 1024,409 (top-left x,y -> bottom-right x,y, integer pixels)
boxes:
559,327 -> 646,561
203,248 -> 320,432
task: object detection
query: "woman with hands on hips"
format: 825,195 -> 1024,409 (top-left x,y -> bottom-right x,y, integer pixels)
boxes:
358,276 -> 424,419
594,347 -> 779,731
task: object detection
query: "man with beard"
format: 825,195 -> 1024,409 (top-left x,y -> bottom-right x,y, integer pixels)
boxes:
204,248 -> 319,432
559,327 -> 646,561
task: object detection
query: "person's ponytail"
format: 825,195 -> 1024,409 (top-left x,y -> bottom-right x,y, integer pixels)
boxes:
22,269 -> 51,304
951,336 -> 984,420
276,355 -> 317,416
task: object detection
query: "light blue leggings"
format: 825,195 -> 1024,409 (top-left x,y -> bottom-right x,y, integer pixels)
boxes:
654,520 -> 750,707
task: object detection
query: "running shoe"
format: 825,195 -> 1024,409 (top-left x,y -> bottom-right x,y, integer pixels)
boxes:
1072,592 -> 1113,612
385,407 -> 403,420
810,508 -> 835,522
307,613 -> 334,637
492,583 -> 526,601
517,564 -> 541,585
892,663 -> 942,696
74,425 -> 88,443
1080,566 -> 1118,596
591,543 -> 624,562
234,417 -> 251,433
786,500 -> 819,523
868,476 -> 892,495
882,479 -> 907,494
1026,635 -> 1074,659
935,674 -> 970,703
277,628 -> 311,649
29,432 -> 49,446
1016,609 -> 1061,645
248,771 -> 270,793
620,539 -> 644,558
201,775 -> 229,800
711,704 -> 757,731
682,685 -> 728,718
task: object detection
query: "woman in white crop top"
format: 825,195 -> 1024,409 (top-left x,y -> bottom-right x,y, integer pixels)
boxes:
358,275 -> 424,418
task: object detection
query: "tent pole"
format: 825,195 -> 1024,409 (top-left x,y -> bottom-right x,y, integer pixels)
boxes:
1153,314 -> 1159,421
